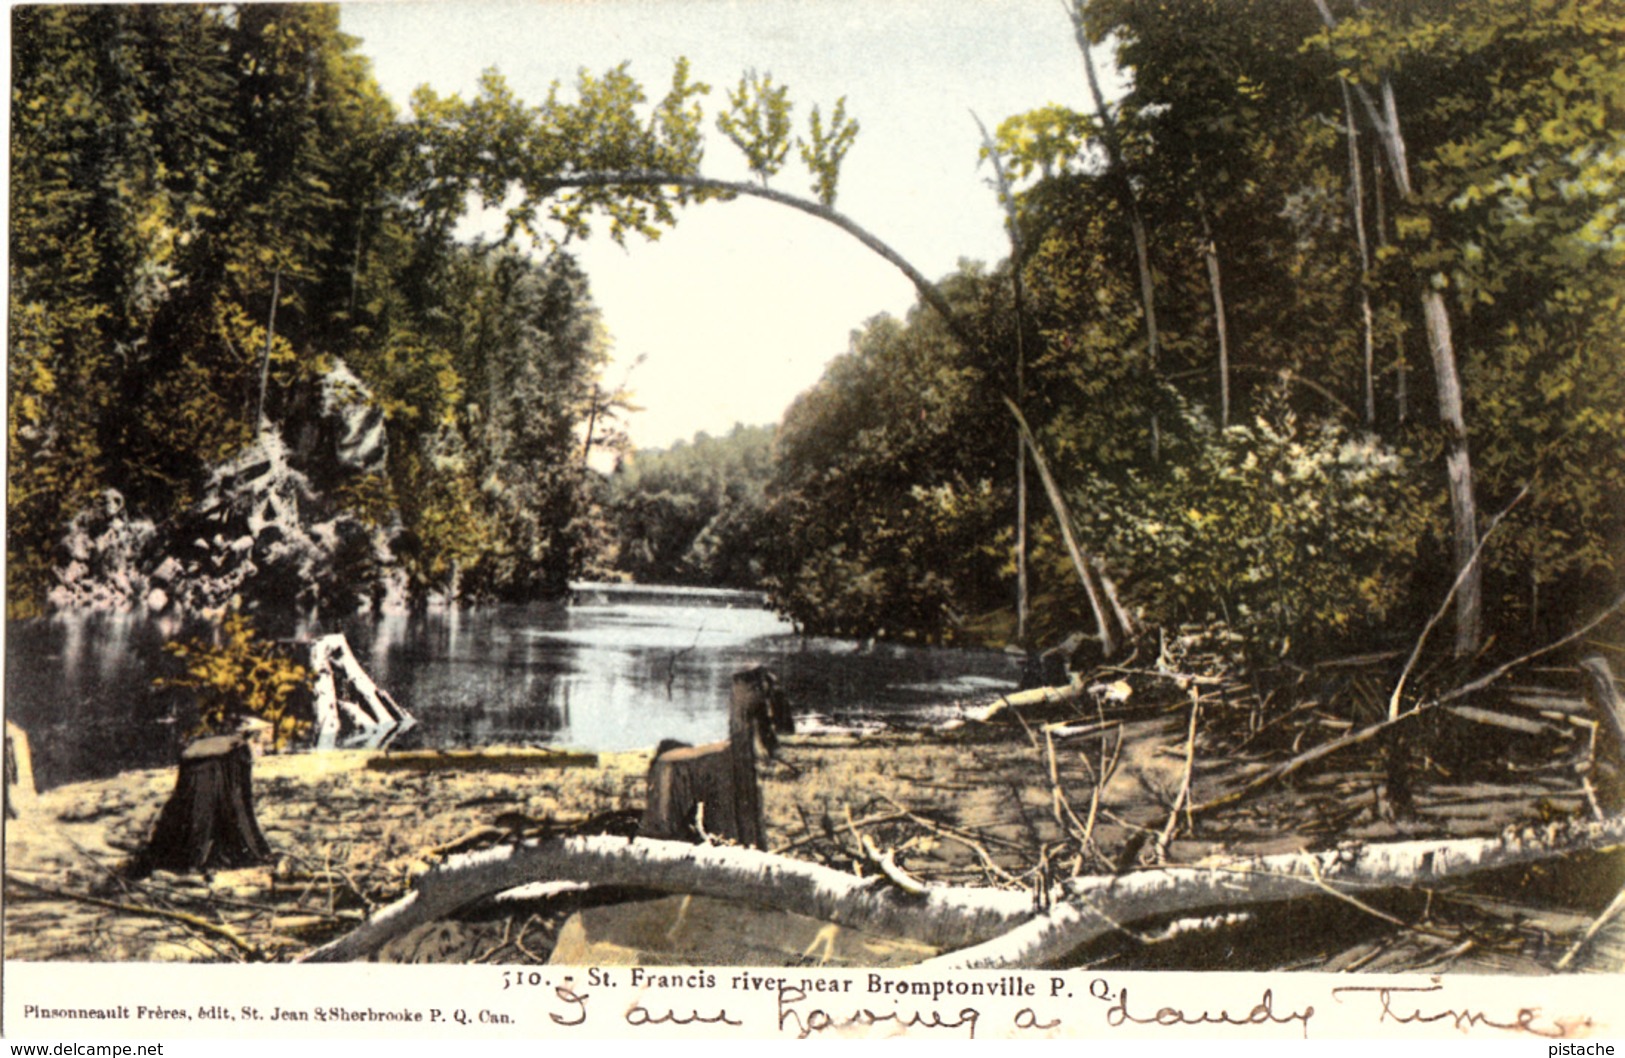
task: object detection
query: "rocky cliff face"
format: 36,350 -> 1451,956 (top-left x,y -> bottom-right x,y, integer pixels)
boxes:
47,359 -> 398,620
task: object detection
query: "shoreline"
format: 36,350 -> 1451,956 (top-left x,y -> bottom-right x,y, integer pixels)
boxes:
6,690 -> 1622,971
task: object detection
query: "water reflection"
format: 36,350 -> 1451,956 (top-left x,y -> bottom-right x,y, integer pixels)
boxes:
5,597 -> 1020,791
341,600 -> 812,754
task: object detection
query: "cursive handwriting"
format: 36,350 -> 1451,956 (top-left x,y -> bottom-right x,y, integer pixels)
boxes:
1091,978 -> 1314,1038
548,984 -> 589,1026
777,986 -> 980,1039
626,1001 -> 741,1027
1333,984 -> 1590,1038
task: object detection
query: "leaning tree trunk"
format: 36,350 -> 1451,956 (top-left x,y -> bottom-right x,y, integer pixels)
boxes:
132,734 -> 271,876
1003,397 -> 1120,658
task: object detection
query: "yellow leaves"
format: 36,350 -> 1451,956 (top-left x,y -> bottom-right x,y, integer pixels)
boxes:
157,611 -> 311,750
1394,213 -> 1433,241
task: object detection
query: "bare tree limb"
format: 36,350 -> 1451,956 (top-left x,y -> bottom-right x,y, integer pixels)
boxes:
1388,484 -> 1531,719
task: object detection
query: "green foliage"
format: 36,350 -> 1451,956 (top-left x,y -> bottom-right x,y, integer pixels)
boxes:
1083,403 -> 1435,657
717,70 -> 794,185
7,6 -> 628,616
158,612 -> 311,749
764,268 -> 1016,641
406,56 -> 859,249
797,97 -> 860,206
607,424 -> 777,588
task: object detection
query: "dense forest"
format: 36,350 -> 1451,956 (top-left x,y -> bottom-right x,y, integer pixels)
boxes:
9,5 -> 624,619
10,1 -> 1624,681
605,424 -> 776,589
763,0 -> 1625,661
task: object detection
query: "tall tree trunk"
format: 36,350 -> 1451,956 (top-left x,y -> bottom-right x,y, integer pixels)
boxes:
976,114 -> 1032,645
1196,193 -> 1231,429
254,267 -> 281,440
1371,142 -> 1407,424
1340,81 -> 1376,430
1070,5 -> 1161,460
1313,0 -> 1482,655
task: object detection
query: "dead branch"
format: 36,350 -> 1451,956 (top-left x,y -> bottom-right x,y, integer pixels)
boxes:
1198,592 -> 1625,815
1555,885 -> 1625,972
1154,694 -> 1201,861
1388,485 -> 1530,719
5,873 -> 263,958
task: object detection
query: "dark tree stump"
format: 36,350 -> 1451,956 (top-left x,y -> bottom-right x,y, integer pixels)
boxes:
640,667 -> 787,849
133,735 -> 271,876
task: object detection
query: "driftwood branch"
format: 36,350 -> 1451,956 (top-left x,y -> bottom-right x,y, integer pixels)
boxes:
1198,591 -> 1625,814
1388,484 -> 1530,719
308,634 -> 412,750
5,873 -> 263,959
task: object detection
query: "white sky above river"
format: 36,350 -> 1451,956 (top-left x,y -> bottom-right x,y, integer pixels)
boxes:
339,0 -> 1118,451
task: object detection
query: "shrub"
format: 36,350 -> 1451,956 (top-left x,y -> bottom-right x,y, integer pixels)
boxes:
158,611 -> 310,749
1082,404 -> 1436,657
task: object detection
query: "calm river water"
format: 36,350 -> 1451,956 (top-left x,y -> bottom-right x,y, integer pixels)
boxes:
4,588 -> 1020,791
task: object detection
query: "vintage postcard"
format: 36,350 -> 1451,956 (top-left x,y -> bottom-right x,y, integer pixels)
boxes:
4,0 -> 1623,1045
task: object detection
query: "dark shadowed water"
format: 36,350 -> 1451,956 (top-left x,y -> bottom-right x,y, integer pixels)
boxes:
4,588 -> 1020,791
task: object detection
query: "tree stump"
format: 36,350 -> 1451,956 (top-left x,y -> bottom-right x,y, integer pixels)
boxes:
133,734 -> 271,876
5,721 -> 38,819
639,667 -> 786,849
278,633 -> 413,750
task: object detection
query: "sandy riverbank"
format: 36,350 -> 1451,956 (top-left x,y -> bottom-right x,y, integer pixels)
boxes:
5,705 -> 1621,971
4,723 -> 1142,963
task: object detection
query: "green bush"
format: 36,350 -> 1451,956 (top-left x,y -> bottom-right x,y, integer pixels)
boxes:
1083,405 -> 1436,657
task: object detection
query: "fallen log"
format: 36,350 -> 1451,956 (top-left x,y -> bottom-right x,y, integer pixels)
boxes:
964,675 -> 1094,723
366,748 -> 598,774
305,644 -> 1625,966
300,812 -> 1625,965
299,835 -> 1032,963
922,813 -> 1625,968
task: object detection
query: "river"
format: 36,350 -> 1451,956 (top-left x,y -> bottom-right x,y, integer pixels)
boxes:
4,586 -> 1020,791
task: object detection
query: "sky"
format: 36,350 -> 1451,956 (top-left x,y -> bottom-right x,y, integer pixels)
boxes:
338,0 -> 1113,451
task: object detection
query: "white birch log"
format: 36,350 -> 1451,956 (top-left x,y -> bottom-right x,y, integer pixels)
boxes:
303,811 -> 1625,965
920,813 -> 1625,968
300,834 -> 1032,963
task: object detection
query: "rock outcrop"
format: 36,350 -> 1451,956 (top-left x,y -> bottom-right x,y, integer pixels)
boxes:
47,358 -> 396,619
